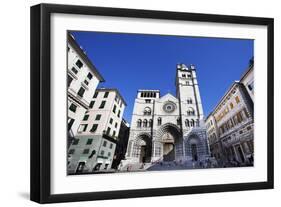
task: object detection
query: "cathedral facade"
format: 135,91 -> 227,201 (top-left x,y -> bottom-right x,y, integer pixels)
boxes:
125,64 -> 210,164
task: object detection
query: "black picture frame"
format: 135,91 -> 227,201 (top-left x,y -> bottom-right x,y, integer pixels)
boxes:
30,3 -> 274,204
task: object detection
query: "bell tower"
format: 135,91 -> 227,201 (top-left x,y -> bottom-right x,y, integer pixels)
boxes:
176,64 -> 204,133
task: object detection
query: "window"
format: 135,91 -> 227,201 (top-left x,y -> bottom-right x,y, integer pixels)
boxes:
248,81 -> 254,91
187,98 -> 192,104
93,91 -> 98,98
247,126 -> 252,131
83,114 -> 89,121
69,103 -> 77,113
83,149 -> 90,154
144,107 -> 151,115
235,96 -> 240,104
103,141 -> 107,147
185,119 -> 190,127
187,108 -> 195,116
190,119 -> 195,127
100,150 -> 105,156
182,74 -> 186,78
78,87 -> 85,97
83,80 -> 89,86
149,119 -> 153,127
143,119 -> 148,127
117,110 -> 121,118
115,95 -> 119,102
108,152 -> 111,157
112,131 -> 116,137
87,72 -> 93,80
90,124 -> 98,132
106,127 -> 111,135
230,102 -> 234,109
145,99 -> 151,103
115,123 -> 118,128
99,101 -> 106,109
109,143 -> 113,149
157,117 -> 162,126
137,119 -> 142,127
187,74 -> 192,78
89,101 -> 95,108
71,67 -> 78,74
68,149 -> 75,154
243,108 -> 249,118
113,105 -> 117,113
120,102 -> 123,108
86,139 -> 93,145
109,118 -> 113,124
76,59 -> 83,68
68,75 -> 73,87
78,124 -> 88,132
104,91 -> 109,98
72,139 -> 79,145
68,118 -> 74,130
95,114 -> 101,120
237,111 -> 243,123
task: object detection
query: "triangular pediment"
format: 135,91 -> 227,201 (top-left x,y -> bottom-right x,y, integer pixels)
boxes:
159,93 -> 178,103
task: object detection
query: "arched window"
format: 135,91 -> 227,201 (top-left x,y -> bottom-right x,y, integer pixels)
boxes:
185,119 -> 190,127
187,107 -> 195,116
143,119 -> 148,127
196,119 -> 200,127
149,119 -> 153,127
190,119 -> 195,127
144,107 -> 151,115
157,117 -> 162,126
137,119 -> 142,128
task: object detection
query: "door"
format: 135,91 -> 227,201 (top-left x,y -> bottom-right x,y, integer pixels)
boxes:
76,162 -> 85,173
191,144 -> 198,161
237,145 -> 245,163
163,143 -> 175,161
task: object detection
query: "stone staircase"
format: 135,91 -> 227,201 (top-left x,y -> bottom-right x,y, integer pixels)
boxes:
147,161 -> 194,171
118,157 -> 218,172
118,160 -> 153,172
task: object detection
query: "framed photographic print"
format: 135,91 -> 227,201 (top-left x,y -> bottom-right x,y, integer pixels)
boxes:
30,3 -> 274,203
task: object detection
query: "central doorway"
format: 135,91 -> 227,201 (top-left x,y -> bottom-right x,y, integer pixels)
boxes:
157,123 -> 183,162
163,143 -> 175,161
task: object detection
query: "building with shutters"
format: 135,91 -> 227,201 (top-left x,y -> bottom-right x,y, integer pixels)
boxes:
205,61 -> 254,166
67,33 -> 105,148
67,88 -> 127,174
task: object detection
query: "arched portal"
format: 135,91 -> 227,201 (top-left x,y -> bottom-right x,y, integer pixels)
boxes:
133,133 -> 152,163
185,133 -> 203,161
157,123 -> 183,161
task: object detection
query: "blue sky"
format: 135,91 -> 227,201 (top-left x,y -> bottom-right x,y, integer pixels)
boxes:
70,31 -> 253,123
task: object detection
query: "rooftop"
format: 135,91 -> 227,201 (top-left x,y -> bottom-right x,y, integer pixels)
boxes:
68,33 -> 105,82
96,88 -> 127,106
